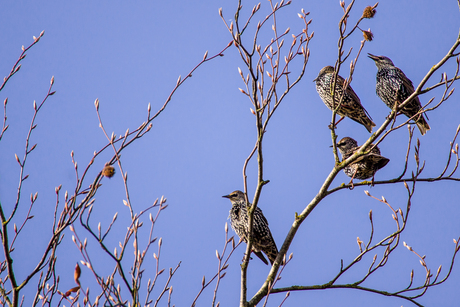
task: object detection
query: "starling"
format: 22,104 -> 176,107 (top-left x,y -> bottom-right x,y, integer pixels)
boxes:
314,66 -> 376,133
336,137 -> 389,185
368,54 -> 430,135
222,190 -> 278,265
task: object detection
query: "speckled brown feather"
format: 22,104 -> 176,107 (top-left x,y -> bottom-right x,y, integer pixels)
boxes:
368,54 -> 430,135
314,66 -> 376,133
337,137 -> 390,180
223,190 -> 278,265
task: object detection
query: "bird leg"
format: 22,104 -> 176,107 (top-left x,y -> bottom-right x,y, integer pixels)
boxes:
393,99 -> 400,112
242,253 -> 253,263
348,168 -> 358,190
386,100 -> 400,120
328,116 -> 345,130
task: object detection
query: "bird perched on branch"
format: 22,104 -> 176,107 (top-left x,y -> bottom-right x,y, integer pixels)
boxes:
222,190 -> 278,265
314,65 -> 376,133
368,54 -> 430,135
336,137 -> 390,187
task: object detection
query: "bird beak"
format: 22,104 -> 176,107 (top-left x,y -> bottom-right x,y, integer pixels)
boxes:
313,77 -> 318,82
222,194 -> 231,199
368,53 -> 378,61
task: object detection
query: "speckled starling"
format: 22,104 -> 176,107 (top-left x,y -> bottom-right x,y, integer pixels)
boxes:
368,54 -> 430,135
337,137 -> 389,184
222,190 -> 278,265
314,66 -> 376,133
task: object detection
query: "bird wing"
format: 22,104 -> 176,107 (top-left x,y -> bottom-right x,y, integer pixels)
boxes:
253,207 -> 279,254
396,67 -> 416,94
396,67 -> 427,121
375,156 -> 390,170
253,251 -> 269,265
346,83 -> 361,106
352,144 -> 381,156
345,84 -> 374,120
350,144 -> 383,164
354,153 -> 389,170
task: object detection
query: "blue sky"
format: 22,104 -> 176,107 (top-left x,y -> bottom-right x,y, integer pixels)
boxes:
1,1 -> 460,306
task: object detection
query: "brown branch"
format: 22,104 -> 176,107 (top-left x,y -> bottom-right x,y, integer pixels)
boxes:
191,235 -> 242,307
0,74 -> 55,307
224,2 -> 312,306
249,6 -> 460,307
0,31 -> 45,93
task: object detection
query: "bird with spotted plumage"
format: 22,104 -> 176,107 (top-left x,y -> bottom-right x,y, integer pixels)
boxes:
336,137 -> 390,186
222,190 -> 278,265
368,54 -> 430,135
314,66 -> 376,133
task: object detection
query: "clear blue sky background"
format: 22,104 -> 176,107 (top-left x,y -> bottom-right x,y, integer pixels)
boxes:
1,1 -> 459,306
